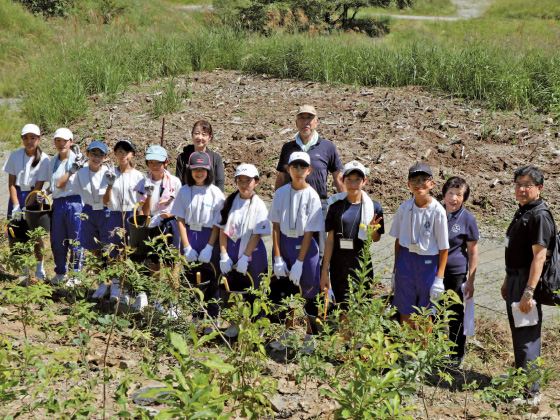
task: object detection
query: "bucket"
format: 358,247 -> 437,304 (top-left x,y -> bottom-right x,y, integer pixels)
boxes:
127,203 -> 157,256
218,270 -> 254,310
5,219 -> 29,248
24,191 -> 52,233
304,294 -> 336,335
267,276 -> 301,323
181,262 -> 215,294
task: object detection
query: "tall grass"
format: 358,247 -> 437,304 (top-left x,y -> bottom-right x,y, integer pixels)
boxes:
20,27 -> 560,130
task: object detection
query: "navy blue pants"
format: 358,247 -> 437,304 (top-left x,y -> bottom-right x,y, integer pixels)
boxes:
279,232 -> 320,299
106,210 -> 132,259
51,195 -> 84,274
81,204 -> 110,250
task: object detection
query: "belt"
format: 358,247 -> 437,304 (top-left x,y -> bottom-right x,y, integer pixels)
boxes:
506,267 -> 530,276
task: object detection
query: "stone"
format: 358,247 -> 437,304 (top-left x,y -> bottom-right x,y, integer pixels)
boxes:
269,394 -> 287,413
119,359 -> 136,370
132,386 -> 169,406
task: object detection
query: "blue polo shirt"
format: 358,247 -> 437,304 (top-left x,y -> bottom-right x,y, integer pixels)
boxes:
276,137 -> 343,200
445,206 -> 479,276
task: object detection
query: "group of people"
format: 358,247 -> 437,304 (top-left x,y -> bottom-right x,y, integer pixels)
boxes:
3,105 -> 551,403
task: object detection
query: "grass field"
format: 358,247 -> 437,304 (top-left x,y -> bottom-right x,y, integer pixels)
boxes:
1,0 -> 559,144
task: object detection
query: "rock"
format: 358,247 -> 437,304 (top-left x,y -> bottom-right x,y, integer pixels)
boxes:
145,97 -> 152,103
422,149 -> 432,159
376,154 -> 385,163
269,394 -> 287,413
437,145 -> 449,153
136,406 -> 160,418
544,117 -> 553,124
279,128 -> 293,136
132,386 -> 169,406
119,360 -> 136,370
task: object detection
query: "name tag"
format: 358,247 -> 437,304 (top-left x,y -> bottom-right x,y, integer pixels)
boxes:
20,185 -> 31,192
340,239 -> 354,250
504,236 -> 509,248
409,243 -> 421,254
286,229 -> 298,238
190,223 -> 202,231
92,202 -> 104,210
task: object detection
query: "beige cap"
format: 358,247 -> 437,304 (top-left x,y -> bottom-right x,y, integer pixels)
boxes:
296,105 -> 317,116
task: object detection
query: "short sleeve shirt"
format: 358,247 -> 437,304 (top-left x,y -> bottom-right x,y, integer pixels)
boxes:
326,198 -> 385,250
389,197 -> 449,256
67,166 -> 108,207
445,207 -> 479,276
171,184 -> 225,228
48,153 -> 77,199
3,148 -> 50,191
105,169 -> 144,212
216,194 -> 272,237
276,137 -> 343,199
505,199 -> 555,269
268,184 -> 324,236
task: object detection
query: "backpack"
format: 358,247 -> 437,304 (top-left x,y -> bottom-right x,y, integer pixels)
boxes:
528,204 -> 560,306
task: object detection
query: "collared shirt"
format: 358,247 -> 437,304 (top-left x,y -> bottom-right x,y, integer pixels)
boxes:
445,206 -> 479,276
276,136 -> 343,199
505,198 -> 555,269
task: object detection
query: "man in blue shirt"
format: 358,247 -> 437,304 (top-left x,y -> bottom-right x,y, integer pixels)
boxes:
275,105 -> 345,254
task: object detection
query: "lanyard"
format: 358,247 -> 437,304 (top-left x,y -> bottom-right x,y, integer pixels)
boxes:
410,203 -> 429,245
288,187 -> 301,231
340,200 -> 362,240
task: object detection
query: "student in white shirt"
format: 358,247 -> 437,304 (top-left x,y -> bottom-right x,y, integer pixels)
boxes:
90,139 -> 144,304
172,151 -> 225,330
134,145 -> 182,314
46,128 -> 84,285
389,163 -> 449,326
57,141 -> 109,287
216,164 -> 271,338
268,151 -> 324,351
3,124 -> 50,280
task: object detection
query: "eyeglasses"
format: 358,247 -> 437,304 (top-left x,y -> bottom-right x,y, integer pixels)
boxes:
409,177 -> 432,186
514,183 -> 536,190
89,152 -> 105,159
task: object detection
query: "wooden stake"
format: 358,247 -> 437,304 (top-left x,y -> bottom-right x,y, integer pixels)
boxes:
196,272 -> 201,284
160,118 -> 165,147
323,290 -> 329,320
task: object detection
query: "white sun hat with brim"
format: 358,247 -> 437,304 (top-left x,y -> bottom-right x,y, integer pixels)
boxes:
21,124 -> 41,137
343,160 -> 369,178
288,151 -> 311,166
53,128 -> 73,141
235,163 -> 259,179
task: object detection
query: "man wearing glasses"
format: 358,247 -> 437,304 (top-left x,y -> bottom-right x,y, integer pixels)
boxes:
501,165 -> 555,406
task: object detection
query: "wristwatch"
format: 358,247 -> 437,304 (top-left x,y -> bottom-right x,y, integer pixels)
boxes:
523,289 -> 534,298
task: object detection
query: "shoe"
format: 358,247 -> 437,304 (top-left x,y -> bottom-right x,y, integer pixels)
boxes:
512,391 -> 541,407
64,276 -> 82,288
118,290 -> 130,306
203,319 -> 220,335
269,331 -> 294,351
300,333 -> 315,354
109,280 -> 120,303
131,293 -> 148,312
92,283 -> 109,300
35,268 -> 46,281
224,325 -> 238,338
446,354 -> 465,370
167,304 -> 181,320
50,273 -> 66,285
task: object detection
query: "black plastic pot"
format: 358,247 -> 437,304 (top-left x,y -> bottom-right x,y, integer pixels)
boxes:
219,271 -> 254,310
24,203 -> 51,233
304,296 -> 336,335
267,277 -> 301,324
6,218 -> 29,247
127,215 -> 157,256
181,265 -> 214,294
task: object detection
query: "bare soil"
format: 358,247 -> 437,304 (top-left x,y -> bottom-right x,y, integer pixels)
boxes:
3,70 -> 560,419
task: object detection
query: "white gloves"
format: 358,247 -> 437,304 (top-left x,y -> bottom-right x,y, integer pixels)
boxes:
183,246 -> 198,263
105,168 -> 117,186
69,159 -> 85,174
36,192 -> 47,204
144,179 -> 155,196
148,215 -> 162,227
273,257 -> 289,278
430,276 -> 445,300
220,253 -> 233,274
236,254 -> 250,275
11,204 -> 23,221
199,244 -> 213,263
289,260 -> 303,286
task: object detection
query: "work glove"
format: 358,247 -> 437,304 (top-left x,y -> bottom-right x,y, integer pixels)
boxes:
183,246 -> 198,263
144,179 -> 155,197
105,166 -> 117,186
11,204 -> 22,221
289,260 -> 303,286
69,158 -> 85,174
36,192 -> 46,204
220,253 -> 233,274
236,254 -> 250,275
430,276 -> 445,300
273,257 -> 289,278
198,244 -> 213,263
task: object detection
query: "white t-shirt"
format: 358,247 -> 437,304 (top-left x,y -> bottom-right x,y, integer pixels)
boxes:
67,166 -> 108,208
105,168 -> 144,212
268,184 -> 324,236
172,184 -> 225,228
3,148 -> 50,192
136,174 -> 182,217
389,197 -> 449,256
216,194 -> 272,238
48,152 -> 78,199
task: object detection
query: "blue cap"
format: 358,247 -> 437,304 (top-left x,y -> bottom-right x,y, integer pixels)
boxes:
87,140 -> 108,155
145,145 -> 168,162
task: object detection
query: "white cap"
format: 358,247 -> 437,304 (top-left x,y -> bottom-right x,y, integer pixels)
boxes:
21,124 -> 40,137
234,163 -> 259,179
288,151 -> 311,166
53,128 -> 73,141
343,160 -> 369,177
